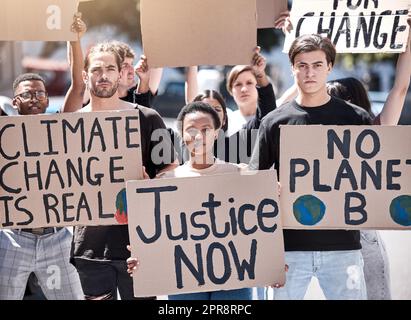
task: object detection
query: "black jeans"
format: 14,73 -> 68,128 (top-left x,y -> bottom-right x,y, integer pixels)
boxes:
73,258 -> 155,300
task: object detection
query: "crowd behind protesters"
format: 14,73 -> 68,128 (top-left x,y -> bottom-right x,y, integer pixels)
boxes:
0,10 -> 410,300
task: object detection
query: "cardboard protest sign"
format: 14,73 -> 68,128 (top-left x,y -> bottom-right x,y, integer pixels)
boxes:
1,0 -> 78,41
127,170 -> 285,297
284,0 -> 411,53
140,0 -> 257,68
280,125 -> 411,230
0,110 -> 143,229
257,0 -> 288,29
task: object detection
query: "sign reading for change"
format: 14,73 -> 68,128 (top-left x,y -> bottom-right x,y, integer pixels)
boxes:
0,110 -> 143,229
140,0 -> 257,68
284,0 -> 411,53
1,0 -> 78,41
126,171 -> 285,297
280,125 -> 411,229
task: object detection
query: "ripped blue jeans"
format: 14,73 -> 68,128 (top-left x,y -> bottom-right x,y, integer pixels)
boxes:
273,250 -> 367,300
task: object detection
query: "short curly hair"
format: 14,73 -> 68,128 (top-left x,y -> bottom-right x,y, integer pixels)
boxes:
84,42 -> 122,72
177,101 -> 221,136
13,73 -> 46,94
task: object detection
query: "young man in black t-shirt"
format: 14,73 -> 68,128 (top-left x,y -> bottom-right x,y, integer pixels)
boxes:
69,42 -> 178,300
250,34 -> 372,300
62,23 -> 154,113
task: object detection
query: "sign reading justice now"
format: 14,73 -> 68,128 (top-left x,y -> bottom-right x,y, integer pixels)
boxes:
1,0 -> 78,41
280,125 -> 411,229
0,110 -> 143,229
126,171 -> 285,297
284,0 -> 411,53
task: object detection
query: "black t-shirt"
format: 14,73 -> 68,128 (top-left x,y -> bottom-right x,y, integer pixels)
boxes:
250,97 -> 373,251
223,83 -> 277,164
83,87 -> 153,108
71,105 -> 176,261
121,85 -> 154,107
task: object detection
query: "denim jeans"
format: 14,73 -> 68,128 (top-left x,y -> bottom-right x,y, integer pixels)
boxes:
254,287 -> 267,300
273,250 -> 367,300
361,230 -> 391,300
168,288 -> 252,300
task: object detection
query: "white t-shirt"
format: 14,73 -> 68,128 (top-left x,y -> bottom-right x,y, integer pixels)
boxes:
160,158 -> 246,178
227,110 -> 254,136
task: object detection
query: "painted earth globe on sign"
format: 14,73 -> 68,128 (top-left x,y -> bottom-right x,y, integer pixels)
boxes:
293,195 -> 326,226
115,188 -> 128,224
390,195 -> 411,226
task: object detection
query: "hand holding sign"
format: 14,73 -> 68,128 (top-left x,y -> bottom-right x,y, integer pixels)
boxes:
274,10 -> 293,34
270,264 -> 289,288
251,47 -> 267,77
251,47 -> 269,87
71,12 -> 87,40
126,245 -> 139,278
134,55 -> 150,94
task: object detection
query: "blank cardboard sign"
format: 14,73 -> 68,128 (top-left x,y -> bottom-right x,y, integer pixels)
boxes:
1,0 -> 78,41
257,0 -> 288,29
140,0 -> 257,68
0,110 -> 143,229
283,0 -> 411,53
126,170 -> 285,297
280,125 -> 411,230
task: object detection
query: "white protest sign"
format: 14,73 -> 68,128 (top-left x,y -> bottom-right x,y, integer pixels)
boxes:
280,125 -> 411,229
0,110 -> 143,228
1,0 -> 78,41
257,0 -> 288,29
127,170 -> 285,297
140,0 -> 257,67
284,0 -> 411,53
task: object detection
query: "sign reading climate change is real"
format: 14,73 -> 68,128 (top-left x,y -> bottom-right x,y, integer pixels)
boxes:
280,126 -> 411,230
0,110 -> 143,229
284,0 -> 411,53
126,171 -> 285,297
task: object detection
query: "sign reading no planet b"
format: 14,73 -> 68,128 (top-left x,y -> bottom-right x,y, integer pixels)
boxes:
1,0 -> 78,41
280,126 -> 411,229
126,171 -> 285,297
0,110 -> 143,229
284,0 -> 411,53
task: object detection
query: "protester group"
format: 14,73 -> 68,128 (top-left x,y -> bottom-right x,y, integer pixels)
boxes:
0,7 -> 410,301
